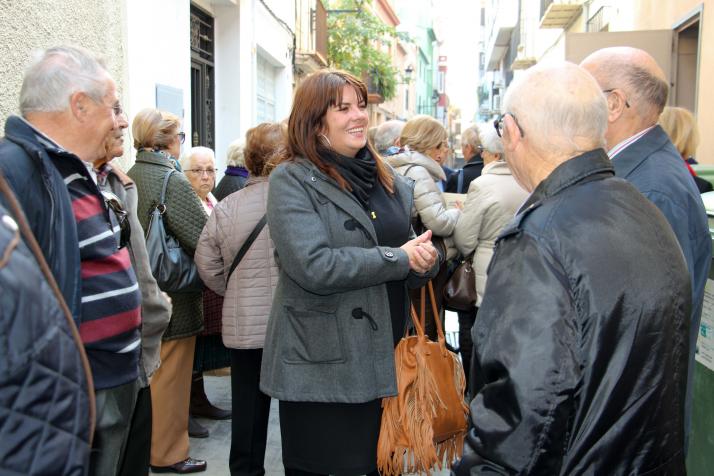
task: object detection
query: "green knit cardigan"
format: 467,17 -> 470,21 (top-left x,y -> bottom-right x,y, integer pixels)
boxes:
128,150 -> 207,340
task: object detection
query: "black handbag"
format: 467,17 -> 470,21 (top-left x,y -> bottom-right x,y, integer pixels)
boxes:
145,170 -> 203,293
442,252 -> 476,312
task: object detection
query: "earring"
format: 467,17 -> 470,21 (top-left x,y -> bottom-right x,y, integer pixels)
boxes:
319,133 -> 332,148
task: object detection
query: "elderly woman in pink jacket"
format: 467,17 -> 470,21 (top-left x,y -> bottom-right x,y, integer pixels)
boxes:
194,123 -> 286,475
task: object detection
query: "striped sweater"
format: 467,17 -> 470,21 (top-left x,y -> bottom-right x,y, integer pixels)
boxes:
56,160 -> 142,390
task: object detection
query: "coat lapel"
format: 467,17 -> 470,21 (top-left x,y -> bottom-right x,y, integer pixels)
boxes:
297,160 -> 379,244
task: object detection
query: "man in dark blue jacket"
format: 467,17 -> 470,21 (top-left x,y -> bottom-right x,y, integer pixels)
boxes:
0,46 -> 142,476
582,48 -> 711,450
445,125 -> 484,194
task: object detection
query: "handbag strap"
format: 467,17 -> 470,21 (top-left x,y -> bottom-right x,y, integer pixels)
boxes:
226,214 -> 267,283
0,172 -> 97,444
159,169 -> 175,206
410,281 -> 447,348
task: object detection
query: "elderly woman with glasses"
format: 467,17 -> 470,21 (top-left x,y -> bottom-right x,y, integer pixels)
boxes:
385,114 -> 461,341
179,147 -> 232,439
452,122 -> 529,392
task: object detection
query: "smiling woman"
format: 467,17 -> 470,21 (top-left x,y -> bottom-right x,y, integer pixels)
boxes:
260,70 -> 439,475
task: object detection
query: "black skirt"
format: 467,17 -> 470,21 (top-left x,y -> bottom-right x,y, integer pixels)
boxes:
279,399 -> 381,475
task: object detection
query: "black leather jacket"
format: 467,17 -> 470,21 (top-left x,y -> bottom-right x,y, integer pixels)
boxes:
453,149 -> 690,475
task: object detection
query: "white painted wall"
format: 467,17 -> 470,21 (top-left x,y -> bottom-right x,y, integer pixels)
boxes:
124,0 -> 192,167
215,3 -> 242,172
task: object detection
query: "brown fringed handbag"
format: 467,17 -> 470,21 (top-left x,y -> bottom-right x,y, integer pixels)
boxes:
377,281 -> 469,476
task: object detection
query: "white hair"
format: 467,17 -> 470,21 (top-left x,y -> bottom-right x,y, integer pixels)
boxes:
19,46 -> 110,115
503,62 -> 608,155
461,125 -> 482,150
225,139 -> 246,167
476,122 -> 503,154
180,146 -> 216,170
374,120 -> 405,152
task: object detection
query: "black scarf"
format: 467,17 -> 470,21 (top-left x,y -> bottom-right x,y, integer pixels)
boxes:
323,146 -> 377,209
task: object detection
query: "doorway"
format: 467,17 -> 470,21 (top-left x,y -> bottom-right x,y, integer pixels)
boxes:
190,4 -> 215,149
673,13 -> 700,113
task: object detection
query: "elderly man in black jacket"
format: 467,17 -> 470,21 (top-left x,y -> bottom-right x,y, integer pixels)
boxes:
452,62 -> 691,475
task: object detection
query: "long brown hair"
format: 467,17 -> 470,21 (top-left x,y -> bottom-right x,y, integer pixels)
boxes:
282,69 -> 394,193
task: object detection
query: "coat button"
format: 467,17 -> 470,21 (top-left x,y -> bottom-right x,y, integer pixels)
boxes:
311,176 -> 317,182
352,308 -> 363,319
385,251 -> 394,258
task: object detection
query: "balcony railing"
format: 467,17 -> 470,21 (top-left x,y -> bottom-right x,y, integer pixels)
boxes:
540,0 -> 583,29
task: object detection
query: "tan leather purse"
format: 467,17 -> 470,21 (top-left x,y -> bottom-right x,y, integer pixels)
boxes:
377,281 -> 469,476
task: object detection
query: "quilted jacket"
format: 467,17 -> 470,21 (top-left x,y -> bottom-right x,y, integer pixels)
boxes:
195,177 -> 279,349
127,150 -> 207,340
0,194 -> 92,475
386,149 -> 460,258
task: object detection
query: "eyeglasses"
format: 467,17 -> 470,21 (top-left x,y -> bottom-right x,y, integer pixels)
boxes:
494,112 -> 525,138
186,168 -> 217,177
602,88 -> 631,108
177,132 -> 186,144
102,191 -> 131,249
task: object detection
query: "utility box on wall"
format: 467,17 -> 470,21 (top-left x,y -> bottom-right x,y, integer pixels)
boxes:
689,191 -> 714,475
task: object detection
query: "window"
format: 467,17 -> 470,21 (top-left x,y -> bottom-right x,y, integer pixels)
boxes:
257,55 -> 277,123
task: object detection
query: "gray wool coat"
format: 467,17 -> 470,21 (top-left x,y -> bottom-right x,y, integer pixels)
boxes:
259,157 -> 436,404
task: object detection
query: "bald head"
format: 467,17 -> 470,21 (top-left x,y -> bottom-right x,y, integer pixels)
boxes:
581,47 -> 669,124
504,61 -> 608,155
500,62 -> 608,191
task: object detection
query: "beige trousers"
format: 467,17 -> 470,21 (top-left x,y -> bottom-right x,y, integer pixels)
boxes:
150,336 -> 196,466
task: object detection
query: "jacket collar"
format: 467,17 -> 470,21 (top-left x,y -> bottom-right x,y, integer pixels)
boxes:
609,125 -> 670,179
501,149 -> 613,238
482,160 -> 511,175
386,149 -> 446,180
293,157 -> 413,244
4,115 -> 78,160
135,149 -> 176,169
464,155 -> 484,167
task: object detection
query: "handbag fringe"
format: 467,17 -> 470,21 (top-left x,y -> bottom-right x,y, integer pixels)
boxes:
377,344 -> 469,476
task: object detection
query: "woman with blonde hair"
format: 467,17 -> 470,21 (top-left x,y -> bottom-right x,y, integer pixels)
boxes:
127,108 -> 208,474
385,114 -> 461,339
260,70 -> 438,475
659,106 -> 712,193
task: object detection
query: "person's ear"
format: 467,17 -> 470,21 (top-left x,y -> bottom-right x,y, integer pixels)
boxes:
606,90 -> 627,123
394,137 -> 401,147
69,92 -> 89,121
503,115 -> 521,151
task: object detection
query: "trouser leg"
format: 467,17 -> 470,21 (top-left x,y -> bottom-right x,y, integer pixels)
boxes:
150,336 -> 196,466
458,307 -> 478,394
118,385 -> 152,476
229,348 -> 271,476
89,379 -> 140,476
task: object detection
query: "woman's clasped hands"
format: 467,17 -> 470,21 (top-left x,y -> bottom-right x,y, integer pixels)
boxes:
400,230 -> 438,274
